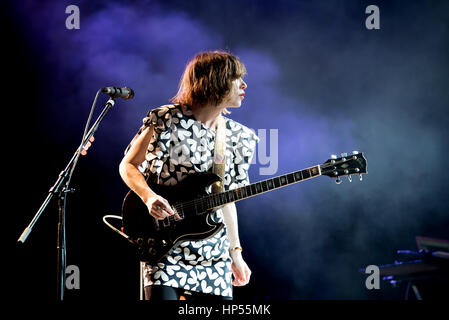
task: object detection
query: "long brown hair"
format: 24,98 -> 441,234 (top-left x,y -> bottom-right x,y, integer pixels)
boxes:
171,50 -> 246,114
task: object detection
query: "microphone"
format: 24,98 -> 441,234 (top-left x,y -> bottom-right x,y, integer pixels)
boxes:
101,86 -> 135,99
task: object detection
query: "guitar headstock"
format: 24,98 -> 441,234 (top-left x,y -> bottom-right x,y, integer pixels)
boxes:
320,151 -> 367,184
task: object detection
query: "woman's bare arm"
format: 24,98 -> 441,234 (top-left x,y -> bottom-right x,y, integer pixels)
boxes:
222,202 -> 251,286
119,125 -> 174,219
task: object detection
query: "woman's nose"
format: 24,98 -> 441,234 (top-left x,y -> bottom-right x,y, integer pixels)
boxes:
240,79 -> 247,89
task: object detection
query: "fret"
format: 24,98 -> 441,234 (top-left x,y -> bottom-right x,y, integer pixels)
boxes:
274,177 -> 281,188
265,181 -> 269,191
302,169 -> 311,179
233,189 -> 239,200
220,193 -> 226,205
215,194 -> 221,207
287,173 -> 295,184
215,193 -> 221,206
246,185 -> 252,197
214,194 -> 219,206
280,175 -> 287,185
255,182 -> 263,193
267,179 -> 274,189
235,188 -> 242,200
307,168 -> 314,177
207,198 -> 212,209
251,184 -> 257,195
294,170 -> 302,181
214,194 -> 220,206
240,187 -> 246,198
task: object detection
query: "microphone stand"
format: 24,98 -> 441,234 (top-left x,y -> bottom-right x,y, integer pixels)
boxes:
17,96 -> 116,301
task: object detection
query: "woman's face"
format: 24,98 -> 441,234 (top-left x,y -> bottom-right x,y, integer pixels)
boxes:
223,77 -> 247,108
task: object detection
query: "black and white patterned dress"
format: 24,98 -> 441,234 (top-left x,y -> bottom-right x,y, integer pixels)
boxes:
126,104 -> 259,298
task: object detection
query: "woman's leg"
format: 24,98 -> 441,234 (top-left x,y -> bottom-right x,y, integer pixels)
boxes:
145,285 -> 181,300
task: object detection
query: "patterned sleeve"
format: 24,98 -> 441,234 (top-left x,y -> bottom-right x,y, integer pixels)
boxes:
229,127 -> 259,189
124,105 -> 172,155
141,106 -> 171,135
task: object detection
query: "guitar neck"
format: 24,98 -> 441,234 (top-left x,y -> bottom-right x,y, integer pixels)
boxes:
193,165 -> 322,211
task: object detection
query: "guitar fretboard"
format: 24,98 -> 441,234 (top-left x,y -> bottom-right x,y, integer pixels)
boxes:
188,165 -> 321,213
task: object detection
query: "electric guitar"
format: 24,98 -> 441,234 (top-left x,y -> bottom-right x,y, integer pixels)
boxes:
122,151 -> 367,264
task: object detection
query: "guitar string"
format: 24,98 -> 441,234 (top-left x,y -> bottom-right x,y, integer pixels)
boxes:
169,169 -> 313,219
165,160 -> 362,222
172,167 -> 320,215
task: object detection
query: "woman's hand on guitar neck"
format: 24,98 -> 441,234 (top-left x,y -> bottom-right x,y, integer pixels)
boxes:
144,194 -> 175,220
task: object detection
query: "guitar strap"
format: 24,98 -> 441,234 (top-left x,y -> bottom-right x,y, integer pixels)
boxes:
211,116 -> 226,193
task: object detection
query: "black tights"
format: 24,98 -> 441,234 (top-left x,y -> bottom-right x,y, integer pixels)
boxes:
145,285 -> 232,301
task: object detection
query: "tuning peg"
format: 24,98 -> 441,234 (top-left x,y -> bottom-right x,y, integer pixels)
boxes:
341,152 -> 348,157
352,150 -> 359,155
359,174 -> 363,181
348,175 -> 352,182
335,177 -> 342,184
330,154 -> 337,164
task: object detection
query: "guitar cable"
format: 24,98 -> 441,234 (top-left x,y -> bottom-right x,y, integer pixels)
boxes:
102,214 -> 131,241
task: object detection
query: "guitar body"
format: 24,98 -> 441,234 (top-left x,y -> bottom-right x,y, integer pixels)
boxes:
121,171 -> 224,264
